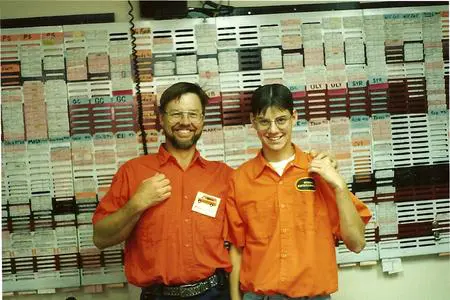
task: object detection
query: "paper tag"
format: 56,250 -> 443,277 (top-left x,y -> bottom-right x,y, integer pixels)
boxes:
192,192 -> 221,218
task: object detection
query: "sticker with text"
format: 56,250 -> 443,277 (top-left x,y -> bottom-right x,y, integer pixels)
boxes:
295,177 -> 316,192
192,192 -> 221,218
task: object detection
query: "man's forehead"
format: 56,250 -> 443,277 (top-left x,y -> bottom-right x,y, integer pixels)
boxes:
257,106 -> 289,117
166,93 -> 202,107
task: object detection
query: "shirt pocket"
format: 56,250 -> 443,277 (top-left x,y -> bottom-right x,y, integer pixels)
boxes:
139,205 -> 175,243
243,199 -> 276,241
196,203 -> 225,239
294,190 -> 328,232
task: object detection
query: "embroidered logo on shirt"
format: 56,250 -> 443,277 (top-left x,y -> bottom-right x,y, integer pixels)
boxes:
295,177 -> 316,191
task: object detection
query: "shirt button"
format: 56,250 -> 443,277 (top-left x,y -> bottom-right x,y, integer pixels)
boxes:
184,218 -> 190,223
279,181 -> 283,185
184,196 -> 188,199
184,244 -> 190,248
280,204 -> 286,209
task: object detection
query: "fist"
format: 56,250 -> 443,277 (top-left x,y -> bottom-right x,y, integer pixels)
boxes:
308,150 -> 345,190
131,172 -> 171,212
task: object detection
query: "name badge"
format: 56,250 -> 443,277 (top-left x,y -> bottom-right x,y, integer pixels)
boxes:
295,177 -> 316,191
192,192 -> 221,218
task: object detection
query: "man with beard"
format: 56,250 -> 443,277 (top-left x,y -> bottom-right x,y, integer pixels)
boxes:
92,82 -> 232,300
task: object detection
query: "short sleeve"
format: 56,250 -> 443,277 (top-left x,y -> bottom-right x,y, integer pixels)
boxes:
317,176 -> 372,239
92,164 -> 131,225
225,173 -> 246,248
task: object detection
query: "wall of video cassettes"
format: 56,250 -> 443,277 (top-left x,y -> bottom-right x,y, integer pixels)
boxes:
1,4 -> 449,294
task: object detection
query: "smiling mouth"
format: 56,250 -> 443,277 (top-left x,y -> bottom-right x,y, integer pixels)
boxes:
175,129 -> 193,136
266,135 -> 283,142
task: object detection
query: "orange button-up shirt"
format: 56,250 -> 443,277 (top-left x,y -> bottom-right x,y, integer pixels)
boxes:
226,146 -> 372,297
92,145 -> 232,287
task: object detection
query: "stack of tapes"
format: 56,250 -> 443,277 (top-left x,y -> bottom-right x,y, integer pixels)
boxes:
292,119 -> 309,151
371,113 -> 393,171
71,134 -> 97,205
245,124 -> 261,161
45,80 -> 70,138
198,125 -> 225,162
391,113 -> 430,167
1,87 -> 25,141
350,116 -> 372,184
330,117 -> 353,184
50,137 -> 75,198
223,125 -> 247,168
428,109 -> 449,164
93,133 -> 118,201
308,118 -> 331,153
115,132 -> 139,168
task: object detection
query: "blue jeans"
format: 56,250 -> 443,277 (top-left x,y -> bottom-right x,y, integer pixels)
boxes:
243,292 -> 331,300
140,285 -> 230,300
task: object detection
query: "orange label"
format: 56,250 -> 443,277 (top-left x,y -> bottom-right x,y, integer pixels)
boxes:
136,49 -> 152,58
20,33 -> 40,41
1,63 -> 20,73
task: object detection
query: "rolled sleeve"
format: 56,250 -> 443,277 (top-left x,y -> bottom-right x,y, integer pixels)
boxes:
317,176 -> 372,240
351,193 -> 372,225
92,164 -> 130,225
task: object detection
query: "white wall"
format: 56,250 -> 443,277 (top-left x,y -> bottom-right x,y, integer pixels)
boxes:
335,256 -> 450,300
1,1 -> 449,299
0,0 -> 141,22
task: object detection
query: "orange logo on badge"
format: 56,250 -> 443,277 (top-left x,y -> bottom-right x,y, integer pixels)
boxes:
198,195 -> 217,207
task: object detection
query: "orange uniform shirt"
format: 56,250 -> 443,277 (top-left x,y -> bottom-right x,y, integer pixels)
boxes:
226,146 -> 372,298
92,145 -> 232,287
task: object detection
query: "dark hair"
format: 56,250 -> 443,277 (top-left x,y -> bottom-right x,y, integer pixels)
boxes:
251,84 -> 294,116
159,82 -> 209,114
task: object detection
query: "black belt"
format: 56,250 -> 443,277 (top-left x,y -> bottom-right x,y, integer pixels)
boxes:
142,270 -> 226,298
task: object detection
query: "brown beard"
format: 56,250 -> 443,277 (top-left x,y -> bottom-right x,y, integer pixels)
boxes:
164,125 -> 202,149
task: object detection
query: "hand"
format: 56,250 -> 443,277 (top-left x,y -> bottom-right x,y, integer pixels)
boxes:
308,150 -> 345,190
129,173 -> 171,212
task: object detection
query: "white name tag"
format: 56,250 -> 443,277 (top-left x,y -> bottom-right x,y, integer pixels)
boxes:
192,192 -> 221,218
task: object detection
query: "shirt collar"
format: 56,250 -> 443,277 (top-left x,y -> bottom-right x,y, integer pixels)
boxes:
252,144 -> 309,179
157,144 -> 207,168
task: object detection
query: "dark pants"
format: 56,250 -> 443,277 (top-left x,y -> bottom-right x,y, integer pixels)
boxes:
140,285 -> 230,300
140,270 -> 230,300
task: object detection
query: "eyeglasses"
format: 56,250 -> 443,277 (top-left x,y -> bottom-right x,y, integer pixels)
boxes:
164,110 -> 204,123
254,115 -> 292,130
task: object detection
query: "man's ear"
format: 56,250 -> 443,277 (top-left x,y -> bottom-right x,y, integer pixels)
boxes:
249,113 -> 255,124
159,110 -> 164,127
292,109 -> 298,125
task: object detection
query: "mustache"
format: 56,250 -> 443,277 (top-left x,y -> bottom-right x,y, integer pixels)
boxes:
173,124 -> 196,130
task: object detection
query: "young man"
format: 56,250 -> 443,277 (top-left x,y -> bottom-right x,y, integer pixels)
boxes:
226,84 -> 372,300
92,82 -> 231,300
